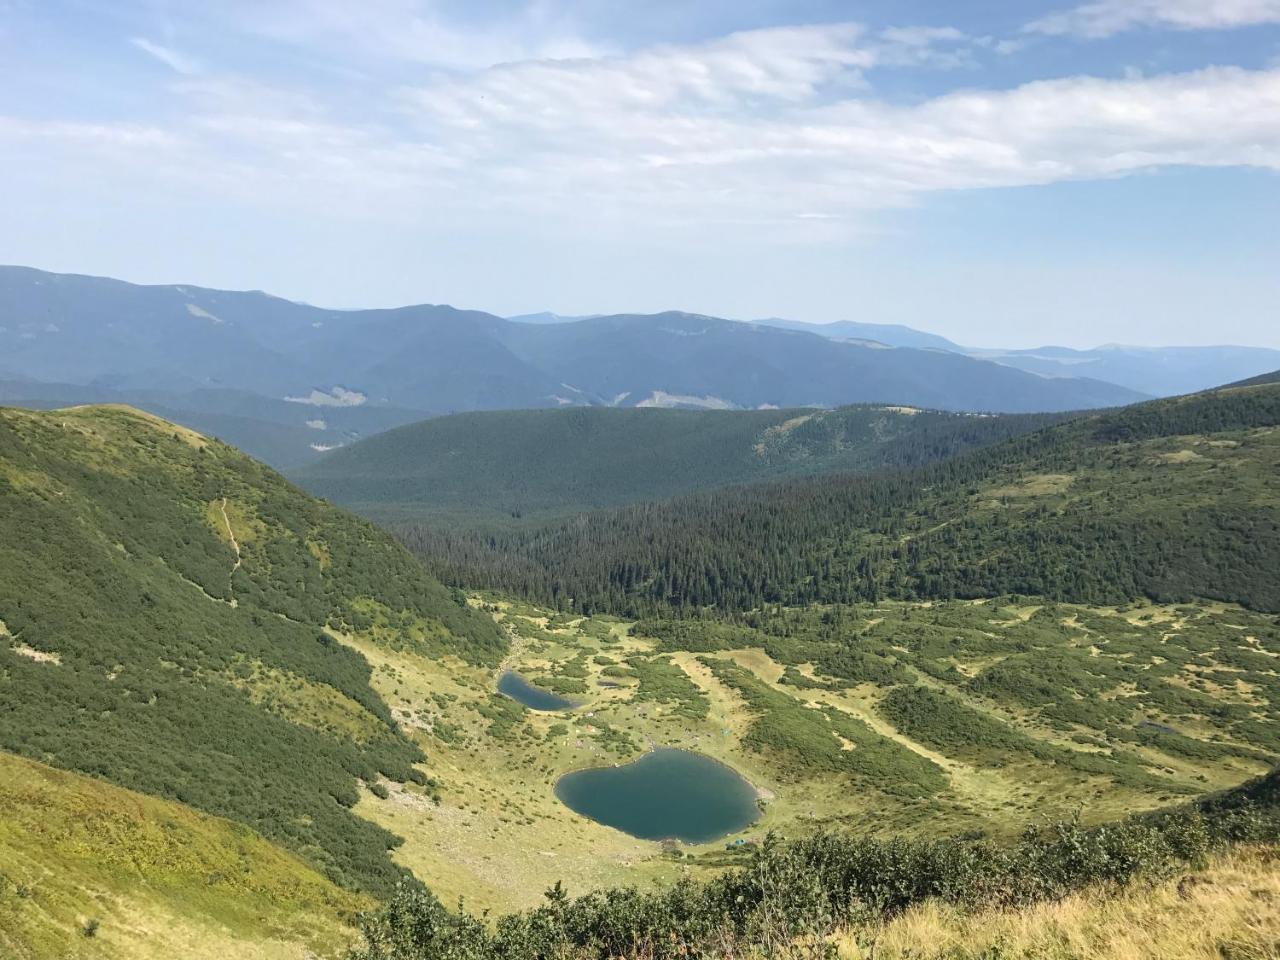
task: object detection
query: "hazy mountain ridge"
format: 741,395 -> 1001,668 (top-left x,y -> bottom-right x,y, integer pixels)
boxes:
759,316 -> 1280,397
1,266 -> 1147,471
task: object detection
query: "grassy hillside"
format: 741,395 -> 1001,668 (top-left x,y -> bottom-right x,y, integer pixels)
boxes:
0,752 -> 365,960
296,405 -> 1076,524
0,380 -> 431,470
838,845 -> 1280,960
0,404 -> 504,896
403,381 -> 1280,616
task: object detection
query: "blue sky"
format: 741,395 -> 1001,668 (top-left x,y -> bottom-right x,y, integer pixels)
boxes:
1,1 -> 1277,348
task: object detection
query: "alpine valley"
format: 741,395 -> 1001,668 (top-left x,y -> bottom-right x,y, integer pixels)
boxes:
3,362 -> 1280,958
8,2 -> 1280,954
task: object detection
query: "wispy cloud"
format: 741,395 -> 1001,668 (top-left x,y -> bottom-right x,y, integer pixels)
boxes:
1028,0 -> 1280,38
229,0 -> 611,70
130,36 -> 202,74
4,23 -> 1279,235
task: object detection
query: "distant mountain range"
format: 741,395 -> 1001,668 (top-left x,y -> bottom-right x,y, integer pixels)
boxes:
0,266 -> 1158,465
749,318 -> 964,352
748,318 -> 1280,397
3,265 -> 1273,469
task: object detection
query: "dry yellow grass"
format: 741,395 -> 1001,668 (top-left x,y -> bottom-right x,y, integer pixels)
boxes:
0,752 -> 366,960
832,847 -> 1280,960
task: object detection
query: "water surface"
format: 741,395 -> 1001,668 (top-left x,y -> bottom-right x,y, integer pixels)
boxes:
498,670 -> 577,711
555,748 -> 759,843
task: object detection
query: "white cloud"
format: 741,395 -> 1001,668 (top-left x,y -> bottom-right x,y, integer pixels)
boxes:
2,24 -> 1279,235
284,387 -> 368,407
1028,0 -> 1280,38
230,0 -> 611,70
130,37 -> 202,75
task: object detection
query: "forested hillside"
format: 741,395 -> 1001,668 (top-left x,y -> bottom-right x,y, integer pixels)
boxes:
400,382 -> 1280,616
0,405 -> 504,896
296,405 -> 1077,524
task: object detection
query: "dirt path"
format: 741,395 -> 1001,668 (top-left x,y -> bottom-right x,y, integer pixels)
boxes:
219,497 -> 241,607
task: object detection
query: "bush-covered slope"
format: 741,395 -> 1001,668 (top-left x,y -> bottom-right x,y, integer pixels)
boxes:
295,405 -> 1077,524
401,382 -> 1280,616
0,405 -> 504,896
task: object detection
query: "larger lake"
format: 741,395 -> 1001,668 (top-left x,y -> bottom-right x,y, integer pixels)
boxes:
555,748 -> 760,843
498,670 -> 577,711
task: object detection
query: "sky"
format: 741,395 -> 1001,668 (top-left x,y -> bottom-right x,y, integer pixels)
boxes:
0,1 -> 1277,348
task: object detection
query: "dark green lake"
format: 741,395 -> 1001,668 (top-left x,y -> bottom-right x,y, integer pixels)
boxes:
555,749 -> 759,843
498,670 -> 577,711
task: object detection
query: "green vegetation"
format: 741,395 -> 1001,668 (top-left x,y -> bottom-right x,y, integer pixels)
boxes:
626,655 -> 710,720
0,405 -> 504,896
6,387 -> 1280,959
359,592 -> 1274,922
349,768 -> 1280,960
704,659 -> 945,797
0,752 -> 365,960
297,405 -> 1075,525
403,382 -> 1280,616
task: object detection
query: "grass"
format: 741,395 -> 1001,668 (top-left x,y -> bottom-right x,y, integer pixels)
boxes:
833,846 -> 1280,960
0,752 -> 365,960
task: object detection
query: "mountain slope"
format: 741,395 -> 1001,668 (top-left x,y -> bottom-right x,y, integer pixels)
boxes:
0,379 -> 429,469
753,317 -> 964,351
402,380 -> 1280,616
968,343 -> 1280,397
0,404 -> 504,896
0,752 -> 365,960
1226,368 -> 1280,388
493,311 -> 1145,412
1,266 -> 1146,424
295,405 -> 1077,524
751,313 -> 1280,397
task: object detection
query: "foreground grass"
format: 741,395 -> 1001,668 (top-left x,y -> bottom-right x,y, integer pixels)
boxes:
0,752 -> 366,960
840,846 -> 1280,960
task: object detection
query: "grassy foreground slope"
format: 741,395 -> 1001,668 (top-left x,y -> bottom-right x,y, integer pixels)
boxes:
0,404 -> 504,896
294,405 -> 1075,524
404,380 -> 1280,616
835,845 -> 1280,959
0,752 -> 365,960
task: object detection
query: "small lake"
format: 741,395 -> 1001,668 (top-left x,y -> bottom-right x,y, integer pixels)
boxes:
498,670 -> 578,711
555,748 -> 760,843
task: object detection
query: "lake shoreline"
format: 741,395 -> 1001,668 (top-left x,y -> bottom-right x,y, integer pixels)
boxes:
553,747 -> 763,845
